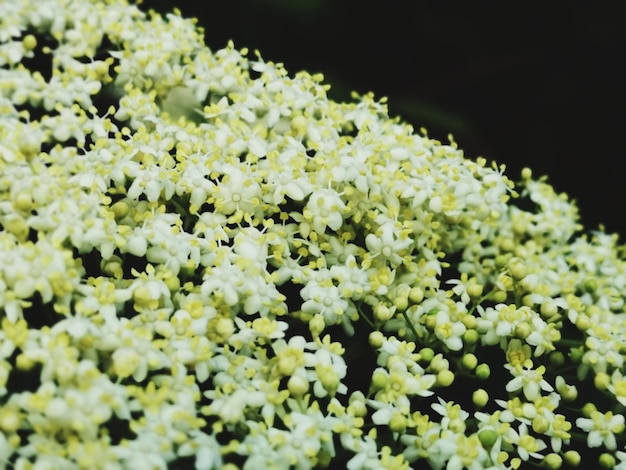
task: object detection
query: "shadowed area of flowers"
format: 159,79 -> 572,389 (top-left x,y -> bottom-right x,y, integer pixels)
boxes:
1,1 -> 626,469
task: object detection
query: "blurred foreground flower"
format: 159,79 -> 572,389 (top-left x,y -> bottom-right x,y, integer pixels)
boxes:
1,1 -> 626,468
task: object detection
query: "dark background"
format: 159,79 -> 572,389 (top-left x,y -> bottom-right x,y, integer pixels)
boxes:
147,0 -> 626,238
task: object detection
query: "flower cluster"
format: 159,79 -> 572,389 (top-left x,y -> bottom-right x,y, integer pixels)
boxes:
1,0 -> 626,468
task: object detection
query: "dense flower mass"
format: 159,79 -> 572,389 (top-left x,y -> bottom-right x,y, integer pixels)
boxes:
1,0 -> 626,468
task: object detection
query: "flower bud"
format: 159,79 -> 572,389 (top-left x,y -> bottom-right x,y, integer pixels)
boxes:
495,254 -> 509,269
492,290 -> 508,303
430,354 -> 449,372
582,402 -> 597,417
569,347 -> 584,363
540,301 -> 558,318
549,351 -> 565,367
22,34 -> 37,51
478,429 -> 498,449
409,287 -> 424,303
595,372 -> 610,390
371,369 -> 388,390
467,283 -> 484,299
508,257 -> 527,280
368,331 -> 384,349
463,329 -> 479,345
291,115 -> 308,135
514,322 -> 532,339
0,408 -> 22,433
374,304 -> 395,321
472,389 -> 489,408
475,363 -> 490,379
389,412 -> 408,433
5,216 -> 29,241
599,453 -> 615,469
393,295 -> 409,312
532,415 -> 550,434
13,192 -> 33,212
16,354 -> 35,370
419,347 -> 434,363
575,314 -> 591,331
542,453 -> 562,470
461,353 -> 478,370
287,374 -> 309,397
112,201 -> 129,220
436,370 -> 455,387
309,314 -> 325,338
563,450 -> 581,467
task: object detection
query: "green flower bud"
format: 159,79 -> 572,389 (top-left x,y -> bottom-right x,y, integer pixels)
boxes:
508,257 -> 527,280
475,363 -> 490,379
514,321 -> 532,339
409,286 -> 424,303
371,369 -> 388,390
563,450 -> 581,467
393,295 -> 409,311
599,453 -> 616,469
462,353 -> 478,370
13,192 -> 33,212
540,301 -> 558,318
389,412 -> 408,432
22,34 -> 37,51
374,304 -> 395,321
478,429 -> 498,449
595,372 -> 610,390
463,329 -> 479,345
542,453 -> 563,470
467,283 -> 484,299
569,347 -> 584,363
369,331 -> 384,348
492,290 -> 508,303
549,351 -> 565,367
532,415 -> 550,434
582,402 -> 597,417
472,389 -> 489,408
419,347 -> 435,363
309,314 -> 326,338
495,254 -> 509,269
436,370 -> 455,387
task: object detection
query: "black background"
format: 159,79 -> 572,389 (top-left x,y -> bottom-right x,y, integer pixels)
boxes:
148,0 -> 626,238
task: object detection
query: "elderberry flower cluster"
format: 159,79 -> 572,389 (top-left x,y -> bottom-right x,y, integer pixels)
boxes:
1,1 -> 626,469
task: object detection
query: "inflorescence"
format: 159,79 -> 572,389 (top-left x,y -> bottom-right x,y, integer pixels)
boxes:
1,1 -> 626,469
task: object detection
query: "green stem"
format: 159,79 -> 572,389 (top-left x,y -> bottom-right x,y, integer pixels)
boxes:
401,309 -> 420,342
468,293 -> 492,316
356,304 -> 376,330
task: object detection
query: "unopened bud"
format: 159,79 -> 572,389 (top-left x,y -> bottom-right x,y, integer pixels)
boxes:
542,453 -> 562,470
475,363 -> 490,379
472,389 -> 489,408
599,453 -> 616,469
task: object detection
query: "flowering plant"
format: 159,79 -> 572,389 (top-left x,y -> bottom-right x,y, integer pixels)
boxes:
1,1 -> 626,469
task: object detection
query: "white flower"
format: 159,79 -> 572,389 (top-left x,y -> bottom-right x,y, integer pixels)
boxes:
364,222 -> 413,268
303,188 -> 347,234
576,410 -> 625,450
301,279 -> 350,327
213,166 -> 262,216
201,251 -> 246,307
509,422 -> 547,461
504,362 -> 553,401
